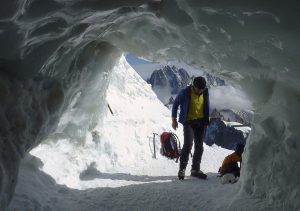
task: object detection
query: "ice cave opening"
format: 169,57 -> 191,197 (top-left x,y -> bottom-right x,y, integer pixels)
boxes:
1,0 -> 300,210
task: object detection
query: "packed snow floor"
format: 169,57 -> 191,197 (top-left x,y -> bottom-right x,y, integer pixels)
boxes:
9,154 -> 274,211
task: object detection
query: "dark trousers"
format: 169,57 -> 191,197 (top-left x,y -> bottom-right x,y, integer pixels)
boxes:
223,162 -> 240,177
180,119 -> 206,171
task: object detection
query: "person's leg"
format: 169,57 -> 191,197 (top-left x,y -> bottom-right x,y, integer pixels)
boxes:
179,122 -> 194,170
231,162 -> 240,177
222,162 -> 240,177
191,121 -> 205,171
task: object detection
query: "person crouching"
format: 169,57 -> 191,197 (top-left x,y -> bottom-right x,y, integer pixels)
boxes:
219,144 -> 245,183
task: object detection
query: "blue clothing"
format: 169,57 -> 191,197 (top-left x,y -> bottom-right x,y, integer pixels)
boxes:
172,86 -> 210,125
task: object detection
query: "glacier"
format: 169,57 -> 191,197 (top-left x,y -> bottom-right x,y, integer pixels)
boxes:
0,0 -> 300,210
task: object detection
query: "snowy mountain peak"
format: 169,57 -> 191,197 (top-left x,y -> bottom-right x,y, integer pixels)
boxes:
203,72 -> 226,87
147,65 -> 191,95
146,64 -> 228,105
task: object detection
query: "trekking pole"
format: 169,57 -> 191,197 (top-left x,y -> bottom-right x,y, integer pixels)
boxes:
153,133 -> 159,159
107,103 -> 114,115
153,133 -> 156,159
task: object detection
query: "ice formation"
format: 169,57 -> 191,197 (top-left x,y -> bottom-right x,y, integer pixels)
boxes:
0,0 -> 299,210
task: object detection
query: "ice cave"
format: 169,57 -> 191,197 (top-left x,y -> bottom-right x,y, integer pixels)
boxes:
0,0 -> 299,210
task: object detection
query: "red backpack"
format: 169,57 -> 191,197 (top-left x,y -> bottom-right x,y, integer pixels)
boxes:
160,132 -> 181,161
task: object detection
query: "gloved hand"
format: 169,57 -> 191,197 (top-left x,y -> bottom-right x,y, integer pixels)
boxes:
172,119 -> 178,130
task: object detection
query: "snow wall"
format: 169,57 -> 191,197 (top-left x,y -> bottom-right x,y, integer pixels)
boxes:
0,0 -> 299,210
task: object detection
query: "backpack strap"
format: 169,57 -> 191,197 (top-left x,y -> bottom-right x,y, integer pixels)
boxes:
171,133 -> 181,163
172,132 -> 192,161
172,133 -> 181,151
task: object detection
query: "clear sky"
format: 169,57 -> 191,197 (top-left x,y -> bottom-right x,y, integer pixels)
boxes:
125,53 -> 151,65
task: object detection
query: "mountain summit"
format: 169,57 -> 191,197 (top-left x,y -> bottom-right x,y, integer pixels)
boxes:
147,65 -> 191,96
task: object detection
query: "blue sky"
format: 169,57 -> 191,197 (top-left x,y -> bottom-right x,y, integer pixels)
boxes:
125,53 -> 151,65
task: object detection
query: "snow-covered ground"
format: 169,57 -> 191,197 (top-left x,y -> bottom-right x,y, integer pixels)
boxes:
10,153 -> 273,211
9,56 -> 247,210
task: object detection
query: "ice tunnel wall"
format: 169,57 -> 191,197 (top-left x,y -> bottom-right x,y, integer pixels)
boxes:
1,0 -> 300,209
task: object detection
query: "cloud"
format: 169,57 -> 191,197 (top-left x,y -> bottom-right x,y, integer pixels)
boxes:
210,85 -> 253,111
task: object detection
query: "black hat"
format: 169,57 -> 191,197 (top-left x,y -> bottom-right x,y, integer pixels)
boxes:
193,76 -> 206,89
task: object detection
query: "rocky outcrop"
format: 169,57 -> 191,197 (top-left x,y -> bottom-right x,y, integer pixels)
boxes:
210,108 -> 253,126
205,118 -> 250,150
147,65 -> 191,95
147,65 -> 226,104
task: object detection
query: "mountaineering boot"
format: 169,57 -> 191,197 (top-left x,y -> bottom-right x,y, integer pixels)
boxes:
178,168 -> 185,180
191,170 -> 207,179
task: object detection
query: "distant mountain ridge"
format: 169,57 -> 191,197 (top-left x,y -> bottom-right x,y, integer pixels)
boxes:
146,65 -> 225,104
211,108 -> 253,126
202,72 -> 226,87
147,65 -> 191,95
